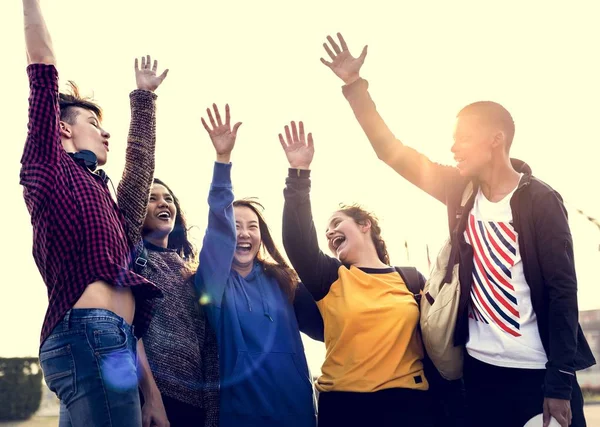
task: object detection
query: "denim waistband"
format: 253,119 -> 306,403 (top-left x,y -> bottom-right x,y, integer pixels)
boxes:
60,308 -> 135,337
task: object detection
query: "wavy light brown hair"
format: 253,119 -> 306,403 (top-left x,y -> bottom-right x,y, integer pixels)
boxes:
337,203 -> 390,265
233,199 -> 298,301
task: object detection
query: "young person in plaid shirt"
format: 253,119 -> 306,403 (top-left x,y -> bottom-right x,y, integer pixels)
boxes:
20,1 -> 164,425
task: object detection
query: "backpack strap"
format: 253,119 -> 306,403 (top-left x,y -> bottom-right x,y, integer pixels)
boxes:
133,244 -> 149,274
395,266 -> 424,305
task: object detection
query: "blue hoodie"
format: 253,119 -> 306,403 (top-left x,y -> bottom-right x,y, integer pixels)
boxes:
196,162 -> 317,427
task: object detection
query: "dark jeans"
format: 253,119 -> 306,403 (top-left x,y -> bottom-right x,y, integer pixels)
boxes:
318,388 -> 435,427
40,309 -> 141,427
464,354 -> 586,427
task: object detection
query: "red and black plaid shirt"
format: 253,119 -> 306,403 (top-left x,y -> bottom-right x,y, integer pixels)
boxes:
21,64 -> 161,345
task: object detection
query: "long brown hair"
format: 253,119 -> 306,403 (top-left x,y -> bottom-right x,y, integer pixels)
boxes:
233,199 -> 298,301
337,203 -> 390,265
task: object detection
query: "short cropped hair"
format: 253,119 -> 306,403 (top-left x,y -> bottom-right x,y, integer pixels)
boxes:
458,101 -> 515,150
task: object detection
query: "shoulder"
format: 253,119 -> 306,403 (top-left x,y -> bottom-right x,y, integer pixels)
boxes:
528,176 -> 560,198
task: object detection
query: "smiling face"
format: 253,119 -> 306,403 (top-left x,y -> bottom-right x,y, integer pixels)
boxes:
60,107 -> 111,166
233,206 -> 262,271
142,183 -> 177,241
325,211 -> 370,265
450,114 -> 497,178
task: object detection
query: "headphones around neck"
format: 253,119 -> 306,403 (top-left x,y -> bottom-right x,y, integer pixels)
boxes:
68,149 -> 98,171
68,150 -> 109,185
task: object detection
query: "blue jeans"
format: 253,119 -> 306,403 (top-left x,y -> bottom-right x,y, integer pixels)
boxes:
39,309 -> 141,427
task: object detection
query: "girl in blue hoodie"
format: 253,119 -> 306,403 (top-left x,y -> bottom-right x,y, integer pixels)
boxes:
195,104 -> 320,427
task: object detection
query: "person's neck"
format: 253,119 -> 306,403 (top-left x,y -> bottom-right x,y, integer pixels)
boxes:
352,249 -> 389,269
144,234 -> 169,249
233,262 -> 254,278
477,156 -> 521,203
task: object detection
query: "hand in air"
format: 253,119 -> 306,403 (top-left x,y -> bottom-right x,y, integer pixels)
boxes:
279,121 -> 314,170
320,32 -> 367,85
135,55 -> 169,92
201,104 -> 242,163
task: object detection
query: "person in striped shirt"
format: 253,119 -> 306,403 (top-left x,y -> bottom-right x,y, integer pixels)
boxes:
320,32 -> 596,427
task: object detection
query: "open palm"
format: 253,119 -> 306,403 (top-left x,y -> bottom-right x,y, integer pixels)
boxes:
279,121 -> 314,169
135,55 -> 168,92
321,33 -> 367,85
201,104 -> 242,156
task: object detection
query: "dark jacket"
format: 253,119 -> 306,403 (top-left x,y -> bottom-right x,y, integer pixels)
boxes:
341,77 -> 596,401
444,159 -> 595,399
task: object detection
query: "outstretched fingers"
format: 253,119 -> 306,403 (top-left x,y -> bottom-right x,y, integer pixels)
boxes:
323,43 -> 336,62
284,124 -> 293,146
212,104 -> 223,127
232,121 -> 242,136
298,121 -> 306,144
278,133 -> 288,151
290,121 -> 299,143
337,32 -> 348,51
158,68 -> 169,82
327,35 -> 342,54
358,45 -> 368,61
225,104 -> 231,126
307,132 -> 314,150
206,107 -> 217,130
201,117 -> 211,133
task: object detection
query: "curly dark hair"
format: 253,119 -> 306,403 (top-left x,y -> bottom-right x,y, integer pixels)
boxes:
337,203 -> 390,265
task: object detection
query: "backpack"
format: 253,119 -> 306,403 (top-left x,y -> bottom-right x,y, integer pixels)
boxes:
396,266 -> 468,425
419,182 -> 473,381
395,266 -> 424,300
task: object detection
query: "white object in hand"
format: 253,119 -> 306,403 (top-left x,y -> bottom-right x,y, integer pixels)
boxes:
523,413 -> 560,427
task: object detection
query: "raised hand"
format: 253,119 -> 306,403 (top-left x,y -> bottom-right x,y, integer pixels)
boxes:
320,33 -> 367,85
201,104 -> 242,164
135,55 -> 169,92
279,121 -> 314,170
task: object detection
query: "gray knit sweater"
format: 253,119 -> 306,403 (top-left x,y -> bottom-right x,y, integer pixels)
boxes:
116,89 -> 219,426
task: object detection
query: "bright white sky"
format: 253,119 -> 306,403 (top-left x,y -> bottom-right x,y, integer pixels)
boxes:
1,1 -> 599,375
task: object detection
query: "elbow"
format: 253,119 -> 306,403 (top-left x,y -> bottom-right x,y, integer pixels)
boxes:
27,53 -> 56,66
375,148 -> 397,167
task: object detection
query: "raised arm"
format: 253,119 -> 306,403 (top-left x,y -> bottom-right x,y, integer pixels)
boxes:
20,0 -> 61,214
279,122 -> 341,301
196,105 -> 243,309
23,0 -> 55,65
293,282 -> 324,342
117,56 -> 169,249
321,33 -> 457,204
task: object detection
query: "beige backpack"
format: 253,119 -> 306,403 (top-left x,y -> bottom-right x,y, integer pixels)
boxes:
420,182 -> 473,381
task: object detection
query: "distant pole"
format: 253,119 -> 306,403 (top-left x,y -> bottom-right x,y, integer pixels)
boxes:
426,244 -> 431,271
404,240 -> 410,262
576,209 -> 600,251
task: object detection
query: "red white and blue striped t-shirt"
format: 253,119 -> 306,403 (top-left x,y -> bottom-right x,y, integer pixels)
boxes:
464,183 -> 547,369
